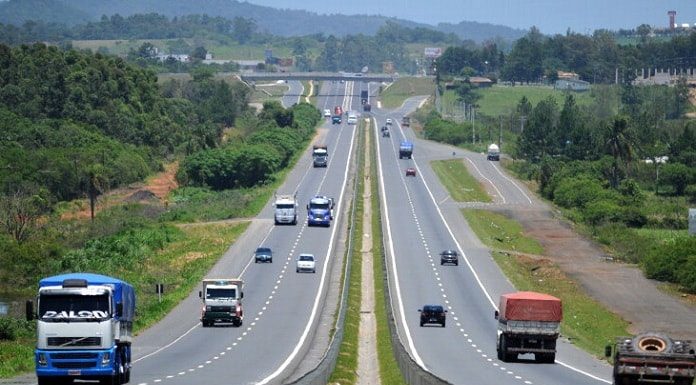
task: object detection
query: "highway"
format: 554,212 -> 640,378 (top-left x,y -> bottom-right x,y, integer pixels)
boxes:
371,101 -> 615,385
128,80 -> 362,385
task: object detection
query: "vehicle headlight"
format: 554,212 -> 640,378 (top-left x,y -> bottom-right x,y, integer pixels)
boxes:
101,352 -> 111,366
38,353 -> 47,366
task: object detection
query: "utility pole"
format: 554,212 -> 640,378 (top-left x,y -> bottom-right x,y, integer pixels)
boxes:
471,105 -> 476,144
499,115 -> 503,147
520,116 -> 527,133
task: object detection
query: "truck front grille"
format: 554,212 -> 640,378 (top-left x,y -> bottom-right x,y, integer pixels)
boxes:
50,352 -> 98,359
47,337 -> 101,347
210,306 -> 233,312
53,361 -> 96,369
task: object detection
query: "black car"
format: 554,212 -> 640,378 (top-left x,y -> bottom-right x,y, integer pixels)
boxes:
440,250 -> 459,266
254,247 -> 273,263
419,305 -> 447,327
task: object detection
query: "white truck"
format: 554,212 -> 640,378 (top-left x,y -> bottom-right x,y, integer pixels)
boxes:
487,143 -> 500,161
199,278 -> 244,327
312,145 -> 328,168
274,193 -> 298,225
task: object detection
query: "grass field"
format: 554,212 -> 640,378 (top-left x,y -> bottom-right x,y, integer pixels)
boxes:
462,209 -> 630,358
380,77 -> 436,109
430,159 -> 492,202
444,84 -> 598,118
71,39 -> 320,60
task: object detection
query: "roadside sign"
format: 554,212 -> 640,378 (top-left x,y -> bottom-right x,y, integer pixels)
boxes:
689,208 -> 696,235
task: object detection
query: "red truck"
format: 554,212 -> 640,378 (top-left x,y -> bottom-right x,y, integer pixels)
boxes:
494,291 -> 562,363
606,333 -> 696,385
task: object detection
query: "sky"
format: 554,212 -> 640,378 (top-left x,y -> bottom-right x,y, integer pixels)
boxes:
245,0 -> 696,34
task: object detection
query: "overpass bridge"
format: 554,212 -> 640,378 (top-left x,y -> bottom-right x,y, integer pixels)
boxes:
240,72 -> 398,83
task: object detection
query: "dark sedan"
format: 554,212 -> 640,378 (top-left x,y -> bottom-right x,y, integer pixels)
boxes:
419,305 -> 447,327
440,250 -> 459,266
254,247 -> 273,263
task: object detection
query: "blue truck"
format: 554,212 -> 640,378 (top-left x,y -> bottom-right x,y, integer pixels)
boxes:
28,273 -> 136,385
307,195 -> 335,226
399,141 -> 414,159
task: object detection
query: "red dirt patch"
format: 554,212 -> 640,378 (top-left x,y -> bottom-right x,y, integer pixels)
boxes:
60,162 -> 179,220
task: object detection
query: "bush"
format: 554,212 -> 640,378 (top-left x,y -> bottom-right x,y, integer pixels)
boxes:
643,236 -> 696,286
553,176 -> 612,209
582,199 -> 623,226
660,162 -> 693,195
0,318 -> 34,341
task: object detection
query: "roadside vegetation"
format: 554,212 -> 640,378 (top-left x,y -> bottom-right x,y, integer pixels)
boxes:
462,209 -> 630,357
430,159 -> 492,202
379,77 -> 436,108
0,44 -> 322,378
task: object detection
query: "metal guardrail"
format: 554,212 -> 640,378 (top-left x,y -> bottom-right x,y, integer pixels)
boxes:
285,119 -> 362,385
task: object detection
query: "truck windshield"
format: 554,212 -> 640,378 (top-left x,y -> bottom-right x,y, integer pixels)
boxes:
276,204 -> 294,209
206,288 -> 236,299
39,294 -> 110,321
310,203 -> 330,210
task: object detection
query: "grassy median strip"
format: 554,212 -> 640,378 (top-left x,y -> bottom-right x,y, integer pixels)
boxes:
371,132 -> 407,385
462,209 -> 629,358
431,159 -> 492,202
329,121 -> 365,385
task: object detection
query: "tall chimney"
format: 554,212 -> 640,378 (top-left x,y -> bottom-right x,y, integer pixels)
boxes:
668,10 -> 677,30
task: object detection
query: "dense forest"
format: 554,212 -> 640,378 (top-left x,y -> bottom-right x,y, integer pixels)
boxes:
437,27 -> 696,84
0,42 -> 322,292
0,0 -> 525,42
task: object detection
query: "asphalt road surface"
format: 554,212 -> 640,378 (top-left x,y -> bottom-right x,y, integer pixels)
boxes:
127,80 -> 362,385
372,98 -> 615,385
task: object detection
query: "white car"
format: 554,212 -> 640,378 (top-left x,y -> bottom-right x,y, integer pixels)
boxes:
386,118 -> 393,125
296,254 -> 316,273
323,109 -> 331,117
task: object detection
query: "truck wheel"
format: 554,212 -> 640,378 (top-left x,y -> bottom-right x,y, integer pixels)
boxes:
500,335 -> 515,362
292,217 -> 297,225
632,332 -> 674,353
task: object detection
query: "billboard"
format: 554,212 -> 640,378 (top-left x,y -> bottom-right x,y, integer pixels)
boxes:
424,47 -> 443,58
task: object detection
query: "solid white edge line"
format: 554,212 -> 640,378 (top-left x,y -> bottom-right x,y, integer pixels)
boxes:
464,157 -> 506,204
396,121 -> 612,384
256,83 -> 357,385
556,361 -> 612,384
490,162 -> 533,204
375,116 -> 425,368
134,83 -> 337,364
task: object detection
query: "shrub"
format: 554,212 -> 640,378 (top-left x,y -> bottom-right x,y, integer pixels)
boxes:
0,318 -> 34,341
553,176 -> 611,209
582,199 -> 623,226
642,236 -> 696,285
660,162 -> 693,195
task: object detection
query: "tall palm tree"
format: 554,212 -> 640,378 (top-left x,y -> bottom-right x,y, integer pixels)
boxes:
86,164 -> 108,221
605,116 -> 634,188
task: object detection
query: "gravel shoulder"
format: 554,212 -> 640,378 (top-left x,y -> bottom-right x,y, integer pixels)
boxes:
492,190 -> 696,340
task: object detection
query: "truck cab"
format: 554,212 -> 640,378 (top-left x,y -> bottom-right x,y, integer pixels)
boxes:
307,195 -> 335,226
31,273 -> 135,385
199,279 -> 244,327
399,141 -> 414,159
274,194 -> 298,225
487,143 -> 500,161
312,145 -> 328,167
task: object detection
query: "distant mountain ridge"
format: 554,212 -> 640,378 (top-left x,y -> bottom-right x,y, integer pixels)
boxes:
0,0 -> 527,42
